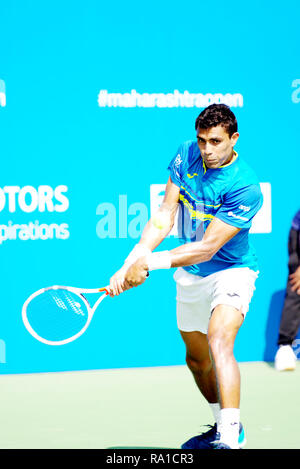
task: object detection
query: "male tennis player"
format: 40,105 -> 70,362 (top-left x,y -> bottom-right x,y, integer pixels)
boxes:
109,104 -> 263,450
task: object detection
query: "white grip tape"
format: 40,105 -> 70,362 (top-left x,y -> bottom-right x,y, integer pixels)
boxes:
146,251 -> 172,271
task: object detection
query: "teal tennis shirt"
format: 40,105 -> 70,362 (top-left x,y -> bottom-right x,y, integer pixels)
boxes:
168,140 -> 263,277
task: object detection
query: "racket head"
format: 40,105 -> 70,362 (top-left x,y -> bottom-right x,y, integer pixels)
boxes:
22,286 -> 107,346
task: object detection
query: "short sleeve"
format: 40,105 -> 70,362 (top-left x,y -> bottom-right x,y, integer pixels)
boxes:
167,145 -> 184,187
215,184 -> 263,229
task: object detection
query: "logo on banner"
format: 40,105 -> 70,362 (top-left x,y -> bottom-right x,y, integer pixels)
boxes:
0,79 -> 6,107
291,79 -> 300,103
97,89 -> 244,108
0,185 -> 70,245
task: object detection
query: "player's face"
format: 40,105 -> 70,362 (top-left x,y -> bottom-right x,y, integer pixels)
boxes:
196,125 -> 239,169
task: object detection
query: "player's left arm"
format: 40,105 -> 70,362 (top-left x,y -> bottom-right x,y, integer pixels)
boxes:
170,217 -> 240,267
125,182 -> 263,287
125,218 -> 240,286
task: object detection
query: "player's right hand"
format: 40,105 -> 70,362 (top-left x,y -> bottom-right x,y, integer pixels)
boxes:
109,266 -> 132,297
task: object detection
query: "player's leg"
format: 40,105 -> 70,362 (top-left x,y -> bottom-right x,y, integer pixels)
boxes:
205,267 -> 258,449
176,267 -> 253,449
207,304 -> 244,448
208,304 -> 243,408
180,329 -> 222,449
180,330 -> 218,404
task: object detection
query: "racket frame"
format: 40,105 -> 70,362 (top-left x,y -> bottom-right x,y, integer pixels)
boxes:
22,285 -> 109,346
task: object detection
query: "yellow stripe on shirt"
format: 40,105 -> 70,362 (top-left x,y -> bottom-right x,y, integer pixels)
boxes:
179,193 -> 215,221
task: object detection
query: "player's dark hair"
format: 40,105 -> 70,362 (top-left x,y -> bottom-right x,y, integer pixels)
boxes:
195,104 -> 238,137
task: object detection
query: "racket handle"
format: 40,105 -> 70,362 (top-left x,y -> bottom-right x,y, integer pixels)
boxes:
99,273 -> 149,295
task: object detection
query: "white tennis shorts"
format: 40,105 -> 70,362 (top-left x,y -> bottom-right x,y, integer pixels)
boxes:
174,267 -> 258,334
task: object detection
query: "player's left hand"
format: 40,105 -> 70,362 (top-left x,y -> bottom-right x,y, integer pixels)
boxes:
109,266 -> 133,297
125,257 -> 149,287
289,266 -> 300,294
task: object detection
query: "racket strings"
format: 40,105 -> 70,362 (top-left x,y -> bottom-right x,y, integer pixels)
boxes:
26,289 -> 90,343
58,293 -> 85,316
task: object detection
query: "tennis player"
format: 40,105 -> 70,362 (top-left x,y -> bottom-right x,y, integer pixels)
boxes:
109,104 -> 263,450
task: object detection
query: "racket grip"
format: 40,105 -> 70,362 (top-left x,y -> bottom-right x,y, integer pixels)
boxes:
99,274 -> 148,295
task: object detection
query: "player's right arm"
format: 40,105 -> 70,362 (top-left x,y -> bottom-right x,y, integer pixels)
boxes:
138,177 -> 180,251
109,177 -> 180,296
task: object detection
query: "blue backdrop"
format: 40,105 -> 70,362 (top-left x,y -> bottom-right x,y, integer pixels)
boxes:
0,0 -> 300,374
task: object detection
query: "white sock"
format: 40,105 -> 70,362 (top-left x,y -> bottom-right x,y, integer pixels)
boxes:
218,408 -> 240,449
209,403 -> 221,427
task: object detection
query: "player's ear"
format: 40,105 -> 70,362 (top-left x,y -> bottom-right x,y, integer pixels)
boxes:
231,132 -> 239,146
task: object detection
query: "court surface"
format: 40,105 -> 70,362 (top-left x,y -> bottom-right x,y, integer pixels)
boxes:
0,362 -> 299,449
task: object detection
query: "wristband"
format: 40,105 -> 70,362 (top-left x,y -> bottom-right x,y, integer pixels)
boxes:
124,244 -> 152,266
146,251 -> 172,271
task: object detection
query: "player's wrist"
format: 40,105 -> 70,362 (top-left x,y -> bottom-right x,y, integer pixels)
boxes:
124,244 -> 152,267
146,251 -> 172,271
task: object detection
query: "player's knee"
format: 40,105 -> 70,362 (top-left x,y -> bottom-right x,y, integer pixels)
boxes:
207,330 -> 233,359
186,353 -> 212,375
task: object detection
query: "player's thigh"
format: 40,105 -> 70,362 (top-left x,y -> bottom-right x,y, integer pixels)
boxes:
180,330 -> 211,363
208,304 -> 244,349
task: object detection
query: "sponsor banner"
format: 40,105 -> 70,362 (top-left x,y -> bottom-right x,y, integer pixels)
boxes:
0,185 -> 70,244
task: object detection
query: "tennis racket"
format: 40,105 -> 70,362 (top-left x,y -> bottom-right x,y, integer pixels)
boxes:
22,285 -> 110,346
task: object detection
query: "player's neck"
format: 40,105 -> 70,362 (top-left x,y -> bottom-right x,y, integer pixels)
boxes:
220,150 -> 238,168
